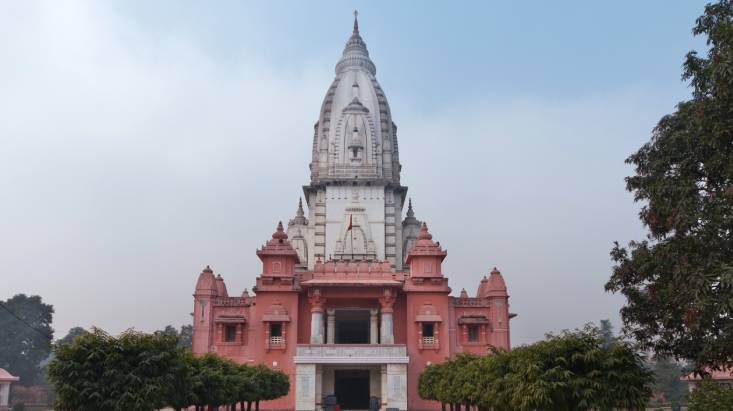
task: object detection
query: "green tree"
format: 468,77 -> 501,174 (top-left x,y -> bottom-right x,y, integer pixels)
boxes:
165,349 -> 198,411
606,0 -> 733,372
417,363 -> 444,410
47,328 -> 184,411
249,364 -> 289,411
190,354 -> 225,410
47,329 -> 111,411
503,327 -> 652,411
263,367 -> 289,406
190,353 -> 242,410
689,378 -> 733,411
56,327 -> 86,347
0,294 -> 54,385
417,325 -> 653,411
233,365 -> 257,411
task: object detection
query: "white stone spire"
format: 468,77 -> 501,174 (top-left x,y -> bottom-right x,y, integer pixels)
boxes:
335,10 -> 376,76
298,13 -> 408,269
309,13 -> 401,186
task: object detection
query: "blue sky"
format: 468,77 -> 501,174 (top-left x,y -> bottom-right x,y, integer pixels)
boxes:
109,1 -> 706,102
0,1 -> 711,345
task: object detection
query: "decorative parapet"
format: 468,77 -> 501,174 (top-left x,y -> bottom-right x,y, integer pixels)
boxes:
212,297 -> 252,307
453,297 -> 490,307
294,344 -> 409,364
299,259 -> 406,287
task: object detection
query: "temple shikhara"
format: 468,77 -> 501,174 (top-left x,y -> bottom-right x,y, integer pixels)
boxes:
192,14 -> 514,411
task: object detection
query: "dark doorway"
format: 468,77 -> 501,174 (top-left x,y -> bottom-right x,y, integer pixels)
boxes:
334,369 -> 370,410
335,310 -> 370,344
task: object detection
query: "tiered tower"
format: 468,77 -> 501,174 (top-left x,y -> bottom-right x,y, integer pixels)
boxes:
287,13 -> 411,270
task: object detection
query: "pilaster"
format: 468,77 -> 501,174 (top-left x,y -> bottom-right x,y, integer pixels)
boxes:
295,364 -> 317,411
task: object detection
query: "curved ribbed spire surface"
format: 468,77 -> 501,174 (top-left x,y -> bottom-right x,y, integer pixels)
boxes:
304,12 -> 405,269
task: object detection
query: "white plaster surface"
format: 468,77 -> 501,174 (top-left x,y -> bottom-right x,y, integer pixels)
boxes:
296,364 -> 317,411
386,363 -> 407,410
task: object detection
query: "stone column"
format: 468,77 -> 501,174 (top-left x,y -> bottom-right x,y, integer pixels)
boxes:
370,308 -> 379,344
310,311 -> 324,344
380,313 -> 394,344
386,363 -> 407,410
296,363 -> 317,411
309,289 -> 326,344
326,309 -> 336,344
1,382 -> 11,409
379,289 -> 396,344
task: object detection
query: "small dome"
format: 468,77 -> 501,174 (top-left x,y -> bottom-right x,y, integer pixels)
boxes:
487,267 -> 507,293
476,276 -> 490,298
195,265 -> 217,294
477,268 -> 508,297
215,274 -> 228,297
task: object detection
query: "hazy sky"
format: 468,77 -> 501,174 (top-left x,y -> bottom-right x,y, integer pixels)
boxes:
0,1 -> 708,345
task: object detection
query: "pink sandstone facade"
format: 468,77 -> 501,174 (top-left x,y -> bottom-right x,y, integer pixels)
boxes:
191,14 -> 514,411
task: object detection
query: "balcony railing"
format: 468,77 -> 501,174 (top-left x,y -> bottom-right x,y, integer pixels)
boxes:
294,344 -> 409,364
421,336 -> 436,345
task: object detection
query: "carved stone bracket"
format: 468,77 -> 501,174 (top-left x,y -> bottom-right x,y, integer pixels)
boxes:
308,288 -> 327,313
379,288 -> 396,313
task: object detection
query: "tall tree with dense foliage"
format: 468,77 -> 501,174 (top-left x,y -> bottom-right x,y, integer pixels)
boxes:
48,328 -> 182,411
417,362 -> 445,410
47,328 -> 289,410
503,327 -> 653,411
48,329 -> 113,410
418,326 -> 653,411
257,365 -> 289,411
165,349 -> 199,411
0,294 -> 54,385
606,0 -> 733,372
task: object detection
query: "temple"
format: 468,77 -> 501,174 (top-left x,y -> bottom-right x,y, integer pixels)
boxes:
192,13 -> 514,411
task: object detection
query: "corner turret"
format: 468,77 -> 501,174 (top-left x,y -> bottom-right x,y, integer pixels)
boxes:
194,265 -> 217,297
405,223 -> 447,277
479,267 -> 511,347
257,221 -> 300,276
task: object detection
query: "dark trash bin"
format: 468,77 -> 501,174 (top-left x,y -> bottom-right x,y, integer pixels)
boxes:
369,396 -> 380,411
323,394 -> 338,411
